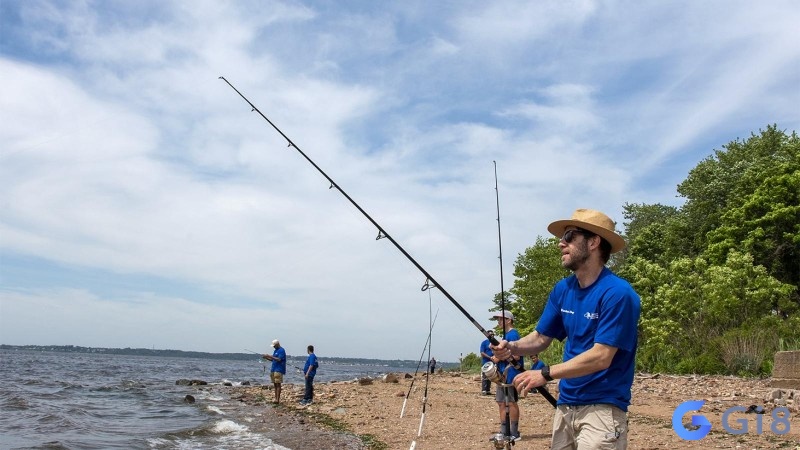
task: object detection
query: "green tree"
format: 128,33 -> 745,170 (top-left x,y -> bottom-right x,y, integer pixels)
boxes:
705,166 -> 799,290
619,203 -> 686,268
632,251 -> 794,374
460,352 -> 482,373
677,125 -> 798,261
503,236 -> 569,336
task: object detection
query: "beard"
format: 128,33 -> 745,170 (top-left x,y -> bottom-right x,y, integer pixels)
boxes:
563,239 -> 590,271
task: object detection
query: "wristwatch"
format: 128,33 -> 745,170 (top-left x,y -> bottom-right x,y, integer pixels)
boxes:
541,365 -> 554,381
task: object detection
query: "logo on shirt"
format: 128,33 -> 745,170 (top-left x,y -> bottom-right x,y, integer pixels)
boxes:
561,309 -> 575,314
584,312 -> 599,320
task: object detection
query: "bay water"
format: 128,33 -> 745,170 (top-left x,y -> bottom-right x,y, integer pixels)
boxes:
0,349 -> 417,449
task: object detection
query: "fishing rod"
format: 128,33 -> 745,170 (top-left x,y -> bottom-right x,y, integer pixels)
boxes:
494,161 -> 509,340
490,163 -> 557,411
244,348 -> 269,375
219,76 -> 493,338
400,308 -> 439,418
219,77 -> 554,407
409,290 -> 436,450
492,162 -> 517,448
244,349 -> 304,373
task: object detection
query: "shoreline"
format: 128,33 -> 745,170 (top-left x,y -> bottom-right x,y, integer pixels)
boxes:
211,372 -> 799,450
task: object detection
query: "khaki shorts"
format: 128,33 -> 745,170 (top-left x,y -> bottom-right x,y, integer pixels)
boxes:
270,372 -> 284,384
551,404 -> 628,450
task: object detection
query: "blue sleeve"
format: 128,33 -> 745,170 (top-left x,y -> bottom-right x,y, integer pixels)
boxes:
594,285 -> 640,352
535,281 -> 568,341
531,359 -> 545,370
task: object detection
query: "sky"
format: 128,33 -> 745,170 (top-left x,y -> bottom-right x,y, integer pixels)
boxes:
1,1 -> 799,362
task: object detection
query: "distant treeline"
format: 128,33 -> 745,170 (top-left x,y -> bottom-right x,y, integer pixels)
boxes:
0,344 -> 454,367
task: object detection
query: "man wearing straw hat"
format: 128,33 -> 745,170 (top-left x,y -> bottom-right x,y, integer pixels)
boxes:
493,209 -> 641,449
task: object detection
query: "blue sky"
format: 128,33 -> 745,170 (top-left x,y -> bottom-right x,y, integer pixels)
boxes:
1,1 -> 799,361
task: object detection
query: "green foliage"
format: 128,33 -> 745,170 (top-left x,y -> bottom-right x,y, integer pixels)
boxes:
502,236 -> 568,336
460,352 -> 482,373
620,203 -> 684,267
510,125 -> 799,376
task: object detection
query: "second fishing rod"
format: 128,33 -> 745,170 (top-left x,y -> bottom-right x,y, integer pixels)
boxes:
220,76 -> 556,408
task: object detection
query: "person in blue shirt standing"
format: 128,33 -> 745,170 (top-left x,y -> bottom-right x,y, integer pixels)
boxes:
493,209 -> 641,450
301,345 -> 318,405
479,329 -> 495,395
262,339 -> 286,404
491,310 -> 524,441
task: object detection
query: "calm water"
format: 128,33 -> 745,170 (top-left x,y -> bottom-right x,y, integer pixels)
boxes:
0,349 -> 416,449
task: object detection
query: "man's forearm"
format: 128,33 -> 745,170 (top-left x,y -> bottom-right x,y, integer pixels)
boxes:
511,331 -> 553,355
548,343 -> 617,379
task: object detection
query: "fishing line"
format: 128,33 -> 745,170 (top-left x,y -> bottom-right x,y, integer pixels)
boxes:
219,77 -> 554,407
418,287 -> 434,437
408,289 -> 436,449
244,348 -> 268,375
400,308 -> 439,418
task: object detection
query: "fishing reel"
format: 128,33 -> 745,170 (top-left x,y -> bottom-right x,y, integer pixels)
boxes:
489,432 -> 515,448
481,361 -> 505,385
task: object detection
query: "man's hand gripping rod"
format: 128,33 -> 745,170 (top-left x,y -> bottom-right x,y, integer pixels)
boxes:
219,76 -> 556,407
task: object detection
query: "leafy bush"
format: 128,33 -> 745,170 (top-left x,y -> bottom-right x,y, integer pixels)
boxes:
460,352 -> 482,373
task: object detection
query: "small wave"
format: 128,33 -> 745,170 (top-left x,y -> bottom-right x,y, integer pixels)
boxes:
121,380 -> 147,389
193,391 -> 224,401
210,419 -> 247,434
2,395 -> 31,410
205,405 -> 224,415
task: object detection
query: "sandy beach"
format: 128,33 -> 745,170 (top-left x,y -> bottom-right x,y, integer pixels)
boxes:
221,372 -> 800,449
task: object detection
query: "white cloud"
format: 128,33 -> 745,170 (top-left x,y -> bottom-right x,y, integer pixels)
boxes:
1,0 -> 799,361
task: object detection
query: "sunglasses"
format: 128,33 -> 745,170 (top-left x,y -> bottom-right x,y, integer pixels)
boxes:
561,228 -> 594,243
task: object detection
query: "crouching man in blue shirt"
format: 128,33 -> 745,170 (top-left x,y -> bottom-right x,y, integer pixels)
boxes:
493,209 -> 641,450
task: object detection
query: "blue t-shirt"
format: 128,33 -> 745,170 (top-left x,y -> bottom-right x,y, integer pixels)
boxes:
536,267 -> 640,411
531,358 -> 545,370
497,328 -> 524,384
480,338 -> 493,364
271,347 -> 286,374
303,353 -> 318,377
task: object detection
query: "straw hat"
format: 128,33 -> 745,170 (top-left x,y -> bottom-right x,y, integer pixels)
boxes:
547,208 -> 626,253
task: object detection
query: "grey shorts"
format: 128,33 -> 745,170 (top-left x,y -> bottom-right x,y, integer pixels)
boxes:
495,384 -> 518,403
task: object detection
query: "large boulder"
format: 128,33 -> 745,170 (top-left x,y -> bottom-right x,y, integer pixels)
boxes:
382,373 -> 400,383
772,351 -> 800,389
176,379 -> 208,386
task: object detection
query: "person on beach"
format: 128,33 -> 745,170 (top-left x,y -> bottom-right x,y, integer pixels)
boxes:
479,329 -> 495,395
492,209 -> 641,450
428,357 -> 436,374
301,345 -> 318,405
490,310 -> 524,441
262,339 -> 286,404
